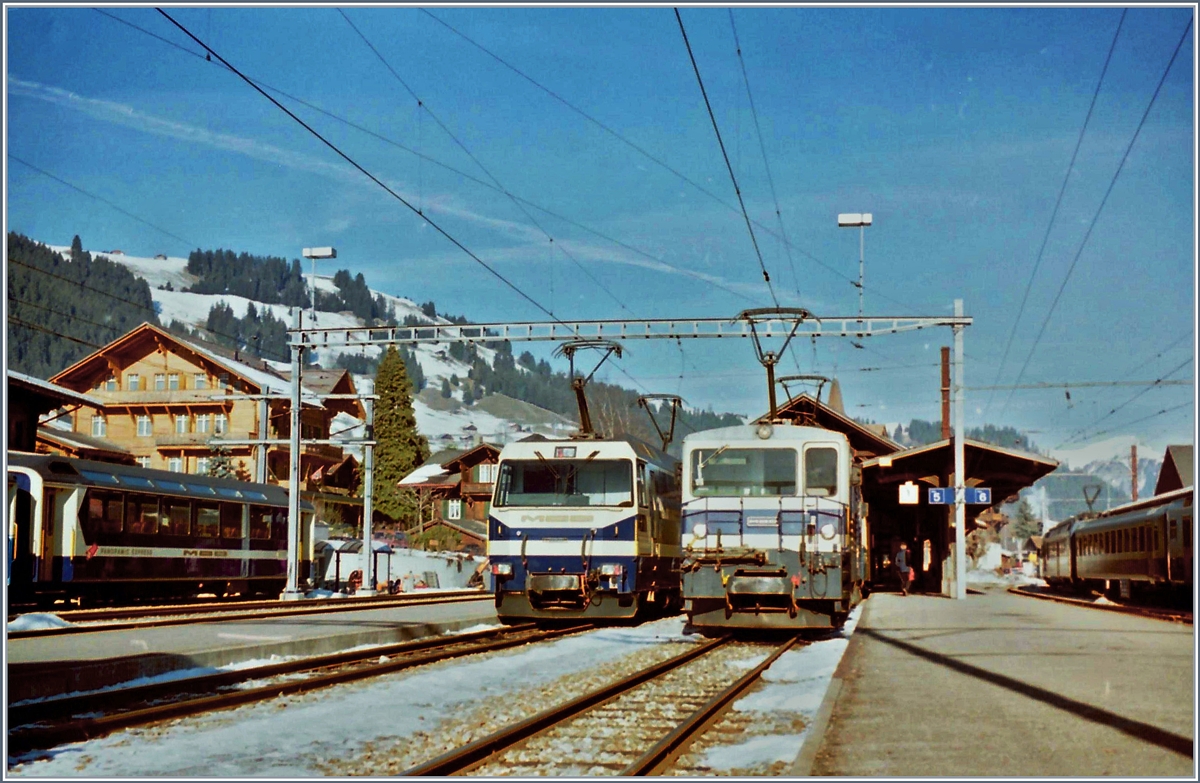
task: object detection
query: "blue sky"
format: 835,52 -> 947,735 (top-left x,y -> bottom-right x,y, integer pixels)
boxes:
5,5 -> 1195,460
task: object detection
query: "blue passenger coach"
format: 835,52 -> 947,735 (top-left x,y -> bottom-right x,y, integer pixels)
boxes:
6,452 -> 315,606
487,436 -> 681,621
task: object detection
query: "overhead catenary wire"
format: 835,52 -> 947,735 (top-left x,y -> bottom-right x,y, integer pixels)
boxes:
152,10 -> 681,411
90,8 -> 753,305
983,9 -> 1126,418
7,316 -> 106,350
999,17 -> 1193,418
419,8 -> 918,312
1063,401 -> 1193,447
729,9 -> 800,301
1055,356 -> 1193,448
155,8 -> 558,326
8,154 -> 198,250
336,9 -> 636,320
675,8 -> 778,306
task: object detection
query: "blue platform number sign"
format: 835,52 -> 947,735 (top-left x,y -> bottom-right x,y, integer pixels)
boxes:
965,488 -> 992,505
928,487 -> 951,505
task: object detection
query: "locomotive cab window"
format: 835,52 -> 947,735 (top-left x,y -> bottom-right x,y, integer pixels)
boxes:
804,447 -> 839,497
691,448 -> 796,497
494,458 -> 634,507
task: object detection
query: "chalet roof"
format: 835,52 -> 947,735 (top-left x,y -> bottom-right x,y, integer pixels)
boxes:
441,442 -> 501,472
431,517 -> 487,539
48,322 -> 324,408
7,371 -> 103,410
1154,444 -> 1194,495
279,367 -> 363,417
764,393 -> 902,458
37,426 -> 134,461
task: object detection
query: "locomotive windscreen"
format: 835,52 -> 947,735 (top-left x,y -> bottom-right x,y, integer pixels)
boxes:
494,459 -> 633,507
691,447 -> 797,497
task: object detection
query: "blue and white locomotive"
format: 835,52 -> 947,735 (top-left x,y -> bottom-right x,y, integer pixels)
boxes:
487,436 -> 682,622
679,421 -> 867,633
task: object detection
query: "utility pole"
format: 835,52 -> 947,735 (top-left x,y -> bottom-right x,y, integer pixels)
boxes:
359,387 -> 377,595
952,299 -> 966,600
284,306 -> 304,600
1131,444 -> 1139,502
940,346 -> 951,440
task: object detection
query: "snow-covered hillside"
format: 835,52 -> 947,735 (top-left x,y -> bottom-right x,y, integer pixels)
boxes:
50,244 -> 550,450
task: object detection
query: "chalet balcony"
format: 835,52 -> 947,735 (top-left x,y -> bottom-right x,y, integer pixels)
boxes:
461,481 -> 495,496
96,390 -> 236,407
300,442 -> 344,461
155,432 -> 251,449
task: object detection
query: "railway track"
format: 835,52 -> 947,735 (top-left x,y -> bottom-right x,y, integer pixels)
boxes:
7,622 -> 590,759
404,635 -> 803,776
1009,585 -> 1193,625
7,590 -> 489,639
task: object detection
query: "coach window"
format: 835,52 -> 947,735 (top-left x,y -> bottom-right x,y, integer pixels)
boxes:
163,500 -> 191,535
804,447 -> 838,497
637,461 -> 648,508
220,503 -> 243,539
249,506 -> 272,540
195,503 -> 220,537
87,492 -> 123,534
126,495 -> 159,535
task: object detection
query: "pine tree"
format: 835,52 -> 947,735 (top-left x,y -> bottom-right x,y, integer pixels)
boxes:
372,346 -> 429,523
207,445 -> 237,479
70,234 -> 85,263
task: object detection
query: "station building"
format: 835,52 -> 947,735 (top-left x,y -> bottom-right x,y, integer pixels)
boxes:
761,386 -> 1058,596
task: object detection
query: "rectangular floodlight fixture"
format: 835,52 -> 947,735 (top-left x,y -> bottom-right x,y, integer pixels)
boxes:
302,246 -> 337,258
837,213 -> 872,227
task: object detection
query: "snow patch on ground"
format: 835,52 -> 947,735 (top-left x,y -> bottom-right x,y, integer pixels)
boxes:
9,617 -> 692,776
7,613 -> 72,632
698,603 -> 863,773
967,568 -> 1046,587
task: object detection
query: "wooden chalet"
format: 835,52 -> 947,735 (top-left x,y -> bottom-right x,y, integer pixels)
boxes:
46,322 -> 360,495
6,371 -> 104,454
399,442 -> 501,554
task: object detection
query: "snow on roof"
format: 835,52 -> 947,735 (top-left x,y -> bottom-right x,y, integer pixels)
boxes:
170,330 -> 324,407
399,462 -> 452,485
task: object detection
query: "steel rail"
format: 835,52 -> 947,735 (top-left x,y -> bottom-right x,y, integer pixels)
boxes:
1008,586 -> 1192,625
620,636 -> 802,775
7,591 -> 489,640
8,623 -> 537,726
9,588 -> 482,625
404,636 -> 731,776
8,623 -> 588,758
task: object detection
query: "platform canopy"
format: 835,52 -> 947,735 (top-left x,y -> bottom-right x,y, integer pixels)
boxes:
862,438 -> 1060,509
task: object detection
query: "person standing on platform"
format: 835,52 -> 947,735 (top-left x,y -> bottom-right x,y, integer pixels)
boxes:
895,542 -> 911,596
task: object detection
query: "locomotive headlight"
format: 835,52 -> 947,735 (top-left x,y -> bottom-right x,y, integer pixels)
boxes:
756,422 -> 774,440
599,564 -> 623,577
692,523 -> 708,539
820,523 -> 836,540
491,562 -> 513,576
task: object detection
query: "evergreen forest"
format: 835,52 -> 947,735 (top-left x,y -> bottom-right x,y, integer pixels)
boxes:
7,233 -> 160,378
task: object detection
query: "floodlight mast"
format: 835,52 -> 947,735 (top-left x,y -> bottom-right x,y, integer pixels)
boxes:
553,339 -> 623,438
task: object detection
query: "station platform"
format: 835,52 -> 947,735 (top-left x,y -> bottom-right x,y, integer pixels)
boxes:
792,587 -> 1195,777
7,596 -> 498,703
